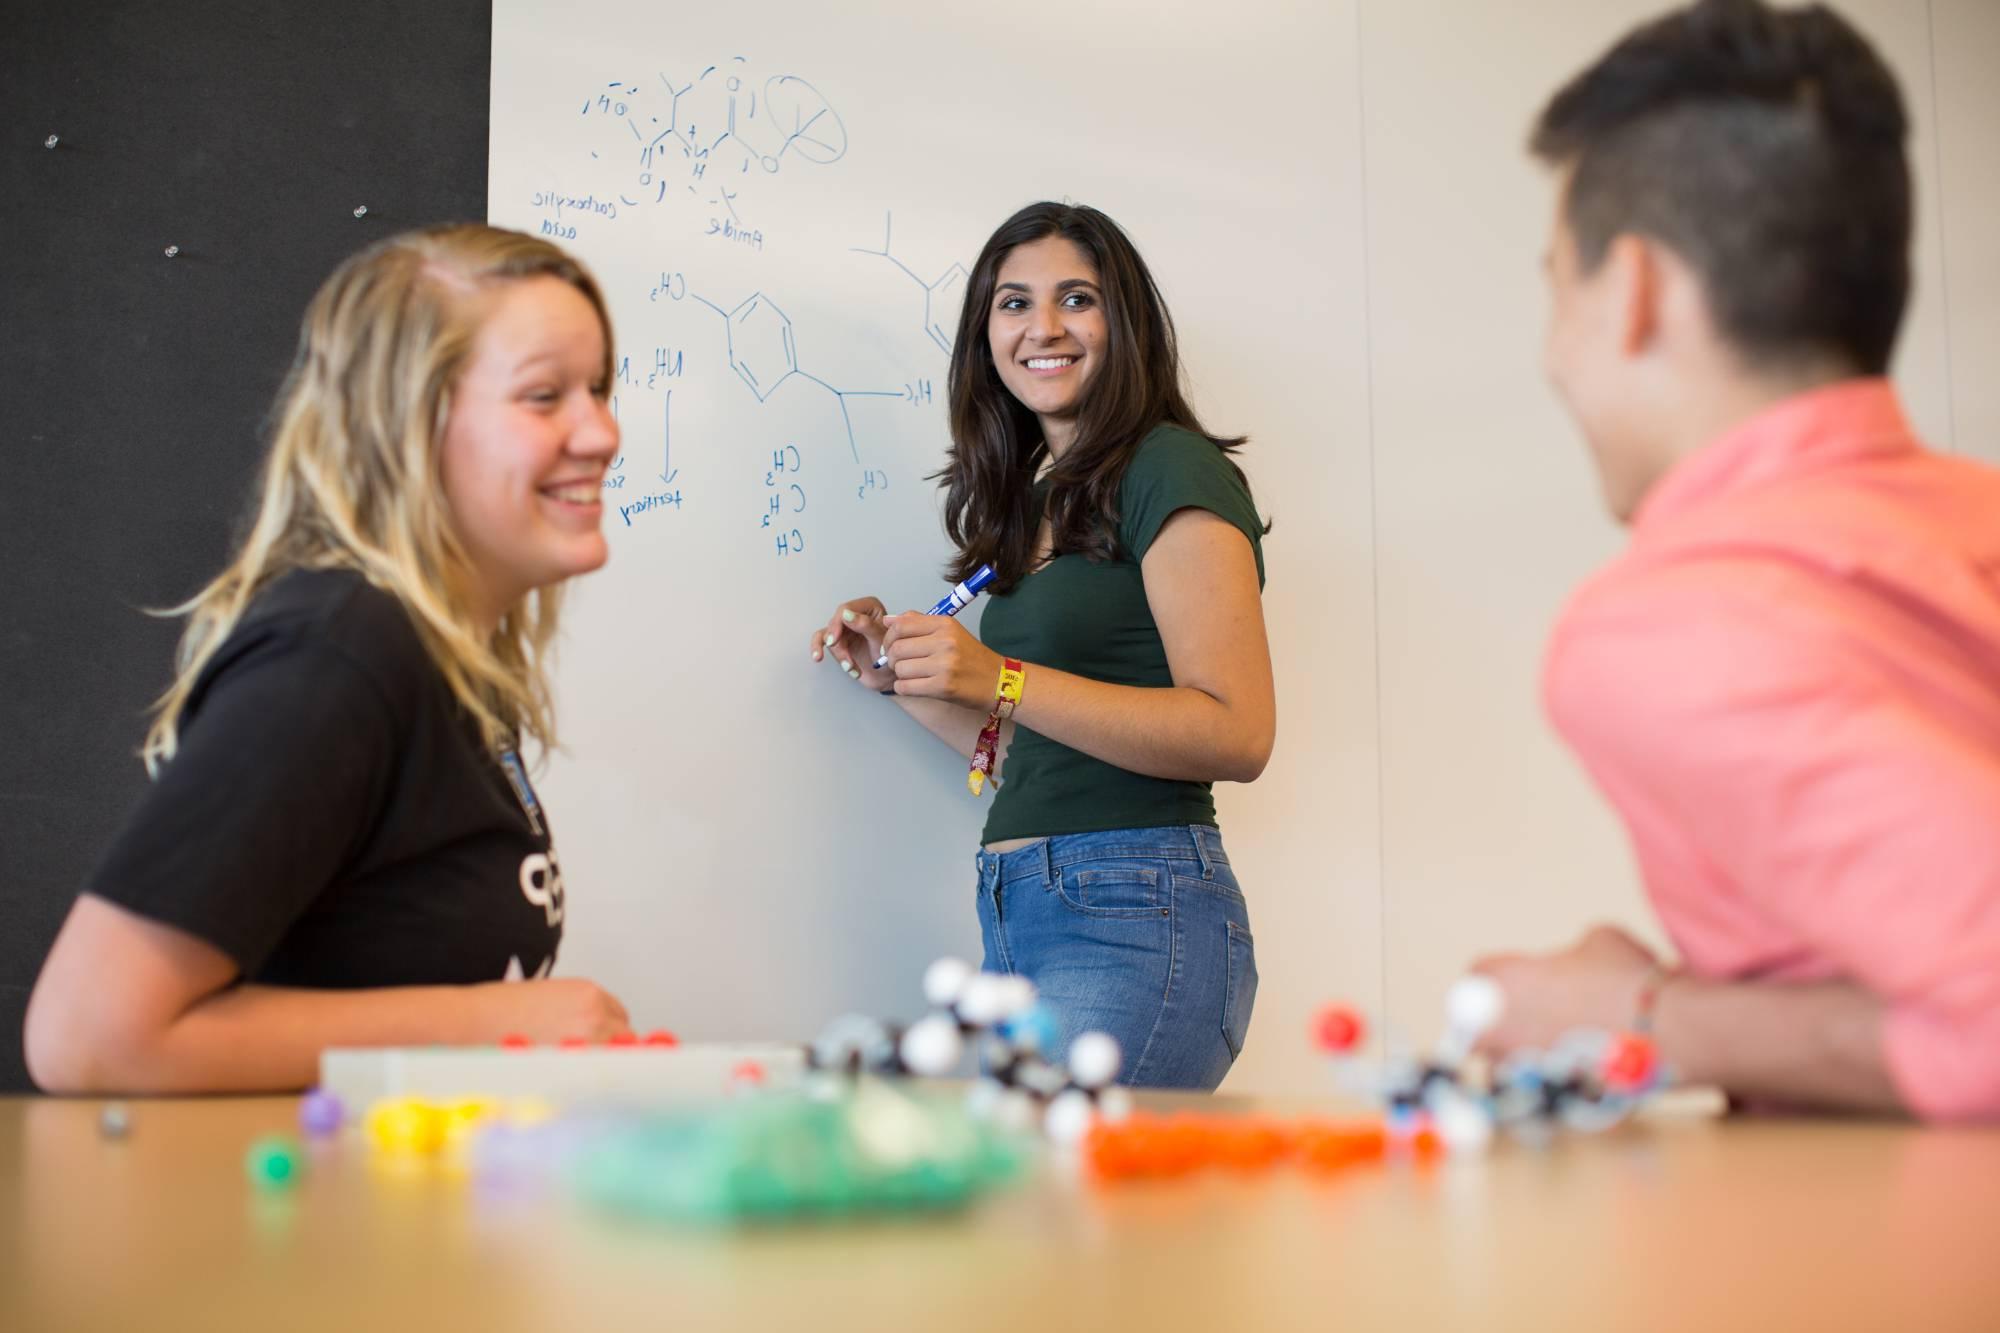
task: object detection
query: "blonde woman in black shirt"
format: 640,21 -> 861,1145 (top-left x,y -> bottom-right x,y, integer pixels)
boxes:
27,225 -> 632,1093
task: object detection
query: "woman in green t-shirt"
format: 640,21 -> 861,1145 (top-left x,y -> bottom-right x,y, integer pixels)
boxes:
810,202 -> 1273,1090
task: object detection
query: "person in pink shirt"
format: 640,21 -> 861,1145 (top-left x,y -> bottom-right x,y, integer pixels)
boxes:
1469,0 -> 2000,1120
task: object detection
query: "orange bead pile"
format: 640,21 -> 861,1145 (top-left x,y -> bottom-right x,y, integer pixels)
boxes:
1083,1111 -> 1440,1182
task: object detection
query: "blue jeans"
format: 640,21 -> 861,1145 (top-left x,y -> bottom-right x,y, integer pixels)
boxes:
973,825 -> 1256,1091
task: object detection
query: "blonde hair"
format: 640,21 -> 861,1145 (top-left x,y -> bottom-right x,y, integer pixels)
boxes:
142,224 -> 615,774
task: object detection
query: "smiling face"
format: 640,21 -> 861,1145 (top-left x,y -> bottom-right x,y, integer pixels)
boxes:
439,275 -> 619,628
986,236 -> 1110,455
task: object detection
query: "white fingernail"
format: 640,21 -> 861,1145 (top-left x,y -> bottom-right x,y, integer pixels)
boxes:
824,632 -> 837,647
841,610 -> 856,623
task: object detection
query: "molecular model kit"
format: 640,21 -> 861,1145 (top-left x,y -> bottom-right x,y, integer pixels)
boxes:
1079,976 -> 1670,1183
1316,976 -> 1668,1151
195,964 -> 1674,1220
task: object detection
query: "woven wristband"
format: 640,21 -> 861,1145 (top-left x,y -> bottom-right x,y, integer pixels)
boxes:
968,659 -> 1026,796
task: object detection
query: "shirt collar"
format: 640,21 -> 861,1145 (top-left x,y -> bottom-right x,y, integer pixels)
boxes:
1632,378 -> 1918,535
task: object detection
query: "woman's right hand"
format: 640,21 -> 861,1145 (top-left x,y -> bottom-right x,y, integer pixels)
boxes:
809,596 -> 898,692
478,978 -> 632,1043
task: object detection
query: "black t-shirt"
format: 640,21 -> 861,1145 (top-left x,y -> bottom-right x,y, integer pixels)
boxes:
89,567 -> 564,987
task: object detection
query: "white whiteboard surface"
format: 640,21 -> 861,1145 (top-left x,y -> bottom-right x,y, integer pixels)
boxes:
489,0 -> 1375,1094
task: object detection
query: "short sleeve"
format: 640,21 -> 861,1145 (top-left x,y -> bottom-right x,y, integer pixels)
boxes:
87,634 -> 400,975
1547,565 -> 2000,1121
1118,427 -> 1265,582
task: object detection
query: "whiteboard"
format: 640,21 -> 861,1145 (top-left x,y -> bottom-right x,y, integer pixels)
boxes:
489,0 -> 1376,1094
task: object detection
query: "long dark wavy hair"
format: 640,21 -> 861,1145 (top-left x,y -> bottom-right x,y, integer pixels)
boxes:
938,202 -> 1255,591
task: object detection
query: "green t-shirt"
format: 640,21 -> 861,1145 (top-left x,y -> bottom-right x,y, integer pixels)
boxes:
977,424 -> 1266,844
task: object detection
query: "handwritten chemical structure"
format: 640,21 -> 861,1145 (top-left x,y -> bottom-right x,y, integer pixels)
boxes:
612,233 -> 969,554
648,272 -> 922,465
576,56 -> 848,235
675,283 -> 907,555
523,71 -> 969,560
764,444 -> 808,556
852,212 -> 969,354
610,271 -> 930,554
596,253 -> 956,555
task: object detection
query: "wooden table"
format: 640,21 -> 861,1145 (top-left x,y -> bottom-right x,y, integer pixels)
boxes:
3,1092 -> 1997,1332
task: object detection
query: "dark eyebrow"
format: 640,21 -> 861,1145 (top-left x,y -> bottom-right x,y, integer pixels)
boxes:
995,278 -> 1101,295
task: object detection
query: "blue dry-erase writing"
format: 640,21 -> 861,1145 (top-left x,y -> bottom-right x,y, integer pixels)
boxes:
873,564 -> 997,669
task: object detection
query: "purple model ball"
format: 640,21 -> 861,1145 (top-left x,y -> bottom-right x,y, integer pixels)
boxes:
299,1088 -> 346,1137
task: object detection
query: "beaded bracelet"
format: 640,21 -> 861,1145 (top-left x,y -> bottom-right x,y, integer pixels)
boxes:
968,658 -> 1025,796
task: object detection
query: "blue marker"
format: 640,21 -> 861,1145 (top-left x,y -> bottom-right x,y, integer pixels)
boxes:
873,564 -> 997,669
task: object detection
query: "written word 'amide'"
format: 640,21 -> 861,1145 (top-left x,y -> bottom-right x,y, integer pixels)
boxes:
707,217 -> 764,251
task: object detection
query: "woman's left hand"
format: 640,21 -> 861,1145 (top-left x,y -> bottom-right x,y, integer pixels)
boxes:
880,613 -> 1006,711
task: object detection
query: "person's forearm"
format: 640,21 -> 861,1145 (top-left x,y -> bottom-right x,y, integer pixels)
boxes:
1005,665 -> 1271,783
1655,975 -> 1906,1114
47,983 -> 493,1095
891,695 -> 1025,794
894,693 -> 989,760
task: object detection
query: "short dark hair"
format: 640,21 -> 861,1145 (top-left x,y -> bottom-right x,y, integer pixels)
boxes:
1531,0 -> 1910,375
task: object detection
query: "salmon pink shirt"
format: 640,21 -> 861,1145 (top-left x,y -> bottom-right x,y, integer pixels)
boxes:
1546,379 -> 2000,1121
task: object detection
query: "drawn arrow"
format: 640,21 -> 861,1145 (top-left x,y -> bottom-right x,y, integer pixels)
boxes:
660,389 -> 678,484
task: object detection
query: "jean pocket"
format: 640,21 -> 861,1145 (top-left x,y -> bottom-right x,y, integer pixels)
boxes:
1055,861 -> 1166,917
1173,870 -> 1247,906
1222,920 -> 1257,1057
